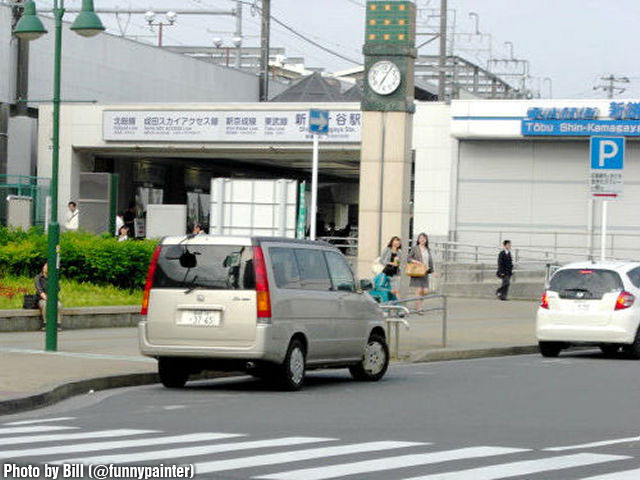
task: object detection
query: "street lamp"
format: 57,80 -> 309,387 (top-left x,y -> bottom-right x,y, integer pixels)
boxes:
144,10 -> 177,47
14,0 -> 104,352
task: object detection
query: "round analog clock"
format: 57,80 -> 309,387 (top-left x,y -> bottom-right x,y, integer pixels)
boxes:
368,60 -> 402,96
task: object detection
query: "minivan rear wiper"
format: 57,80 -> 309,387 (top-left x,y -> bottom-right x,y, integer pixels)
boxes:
184,275 -> 199,294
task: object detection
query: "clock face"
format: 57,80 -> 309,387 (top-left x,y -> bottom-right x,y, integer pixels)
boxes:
368,60 -> 402,96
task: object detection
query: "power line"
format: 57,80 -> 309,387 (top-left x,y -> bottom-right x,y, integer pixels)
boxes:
593,75 -> 630,99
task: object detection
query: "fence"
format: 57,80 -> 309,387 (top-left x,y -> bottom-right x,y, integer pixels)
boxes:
0,175 -> 50,228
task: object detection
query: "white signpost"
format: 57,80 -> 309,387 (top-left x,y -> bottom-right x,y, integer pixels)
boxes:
308,109 -> 329,241
589,137 -> 624,260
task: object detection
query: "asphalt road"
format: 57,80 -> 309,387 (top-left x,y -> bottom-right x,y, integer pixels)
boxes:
2,351 -> 640,480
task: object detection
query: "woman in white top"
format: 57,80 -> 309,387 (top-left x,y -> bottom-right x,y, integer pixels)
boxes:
407,232 -> 434,312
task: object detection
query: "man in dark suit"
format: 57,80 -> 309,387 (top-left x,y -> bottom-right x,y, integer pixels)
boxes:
496,240 -> 514,301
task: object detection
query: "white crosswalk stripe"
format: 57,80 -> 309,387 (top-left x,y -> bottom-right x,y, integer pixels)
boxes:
258,446 -> 527,480
545,437 -> 640,452
0,433 -> 244,459
0,426 -> 76,435
56,437 -> 335,465
580,468 -> 640,479
194,441 -> 426,474
2,421 -> 638,480
400,453 -> 630,480
0,429 -> 157,447
3,417 -> 76,426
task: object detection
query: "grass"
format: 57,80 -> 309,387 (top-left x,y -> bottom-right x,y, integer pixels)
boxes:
0,276 -> 142,310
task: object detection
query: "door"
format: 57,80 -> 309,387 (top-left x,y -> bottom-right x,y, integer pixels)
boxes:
324,250 -> 365,358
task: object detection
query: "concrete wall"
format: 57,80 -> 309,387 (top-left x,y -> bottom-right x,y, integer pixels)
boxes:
0,6 -> 14,104
412,102 -> 453,241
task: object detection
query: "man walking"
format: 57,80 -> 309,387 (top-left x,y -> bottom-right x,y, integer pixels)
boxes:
65,201 -> 79,231
496,240 -> 513,301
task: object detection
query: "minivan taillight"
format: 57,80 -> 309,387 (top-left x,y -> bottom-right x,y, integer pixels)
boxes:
141,246 -> 161,316
253,246 -> 272,322
615,291 -> 635,310
540,291 -> 549,309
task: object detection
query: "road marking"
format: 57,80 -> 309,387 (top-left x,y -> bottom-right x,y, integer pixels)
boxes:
0,433 -> 244,459
195,441 -> 425,474
57,437 -> 335,465
258,447 -> 526,480
3,417 -> 76,426
544,436 -> 640,451
399,453 -> 630,480
0,426 -> 76,435
0,429 -> 157,447
0,347 -> 155,363
580,468 -> 640,479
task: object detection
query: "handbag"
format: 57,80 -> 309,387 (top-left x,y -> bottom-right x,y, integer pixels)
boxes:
406,262 -> 427,278
23,294 -> 39,310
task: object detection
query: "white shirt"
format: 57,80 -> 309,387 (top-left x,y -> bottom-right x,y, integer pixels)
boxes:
65,208 -> 79,231
115,216 -> 124,235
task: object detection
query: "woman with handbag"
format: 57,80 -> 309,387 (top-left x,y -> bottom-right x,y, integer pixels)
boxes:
379,236 -> 402,296
407,232 -> 434,313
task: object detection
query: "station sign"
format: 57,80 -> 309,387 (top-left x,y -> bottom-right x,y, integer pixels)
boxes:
589,136 -> 624,199
522,102 -> 640,137
103,110 -> 361,143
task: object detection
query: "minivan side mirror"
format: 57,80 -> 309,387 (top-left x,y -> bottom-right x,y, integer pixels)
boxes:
359,279 -> 373,291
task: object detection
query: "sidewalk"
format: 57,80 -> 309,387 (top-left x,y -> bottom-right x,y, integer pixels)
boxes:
0,297 -> 539,413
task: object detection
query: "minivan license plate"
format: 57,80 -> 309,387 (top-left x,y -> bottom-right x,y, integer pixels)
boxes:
178,310 -> 221,327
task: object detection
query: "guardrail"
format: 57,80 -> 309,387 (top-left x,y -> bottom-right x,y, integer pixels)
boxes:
378,294 -> 448,358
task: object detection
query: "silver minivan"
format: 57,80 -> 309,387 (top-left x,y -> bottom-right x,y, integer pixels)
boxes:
139,235 -> 389,390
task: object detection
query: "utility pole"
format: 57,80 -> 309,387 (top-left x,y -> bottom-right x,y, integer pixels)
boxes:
259,0 -> 271,102
594,75 -> 630,99
234,1 -> 243,69
438,0 -> 447,101
12,0 -> 29,116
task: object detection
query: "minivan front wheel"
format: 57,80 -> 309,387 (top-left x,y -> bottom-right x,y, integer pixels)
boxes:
158,357 -> 189,389
278,339 -> 306,391
349,334 -> 389,381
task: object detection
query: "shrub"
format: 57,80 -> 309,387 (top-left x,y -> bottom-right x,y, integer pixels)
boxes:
0,226 -> 157,290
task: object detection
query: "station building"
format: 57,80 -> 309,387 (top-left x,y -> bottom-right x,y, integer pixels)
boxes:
36,97 -> 640,264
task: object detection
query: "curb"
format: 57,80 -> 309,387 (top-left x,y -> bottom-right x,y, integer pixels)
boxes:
0,346 -> 541,416
405,345 -> 540,363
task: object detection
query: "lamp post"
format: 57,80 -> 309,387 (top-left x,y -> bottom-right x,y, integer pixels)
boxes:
14,0 -> 104,352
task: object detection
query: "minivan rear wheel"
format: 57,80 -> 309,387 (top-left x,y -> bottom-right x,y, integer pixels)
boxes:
158,357 -> 189,389
277,339 -> 306,391
349,334 -> 389,381
539,341 -> 563,358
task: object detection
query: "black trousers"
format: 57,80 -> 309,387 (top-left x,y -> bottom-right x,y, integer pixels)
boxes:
496,275 -> 511,300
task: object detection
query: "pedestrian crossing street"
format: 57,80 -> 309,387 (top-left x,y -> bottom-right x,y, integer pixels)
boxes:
1,417 -> 638,479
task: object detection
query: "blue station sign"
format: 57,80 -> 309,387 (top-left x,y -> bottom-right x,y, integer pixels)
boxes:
522,102 -> 640,137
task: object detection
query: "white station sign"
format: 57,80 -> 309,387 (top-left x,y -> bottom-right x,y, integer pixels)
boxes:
103,110 -> 361,143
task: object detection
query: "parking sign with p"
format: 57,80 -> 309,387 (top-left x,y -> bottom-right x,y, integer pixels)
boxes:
590,137 -> 624,170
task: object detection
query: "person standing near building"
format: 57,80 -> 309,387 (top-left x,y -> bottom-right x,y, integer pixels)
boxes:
496,240 -> 514,301
35,262 -> 62,331
379,236 -> 402,296
408,232 -> 434,313
65,201 -> 79,231
115,211 -> 125,236
123,201 -> 136,238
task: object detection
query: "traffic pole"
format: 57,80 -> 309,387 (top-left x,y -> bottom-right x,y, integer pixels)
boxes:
310,134 -> 319,240
600,200 -> 608,261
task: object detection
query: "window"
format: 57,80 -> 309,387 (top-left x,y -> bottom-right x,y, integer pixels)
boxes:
154,244 -> 254,290
627,267 -> 640,289
549,269 -> 623,300
270,248 -> 302,289
325,251 -> 356,292
293,249 -> 332,291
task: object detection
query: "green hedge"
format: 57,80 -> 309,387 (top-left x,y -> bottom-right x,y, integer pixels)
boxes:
0,227 -> 158,290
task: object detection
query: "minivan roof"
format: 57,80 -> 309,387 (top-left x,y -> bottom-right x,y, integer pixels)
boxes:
160,235 -> 334,248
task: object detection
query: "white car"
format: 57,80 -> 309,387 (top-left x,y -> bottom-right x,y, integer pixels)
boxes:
536,261 -> 640,358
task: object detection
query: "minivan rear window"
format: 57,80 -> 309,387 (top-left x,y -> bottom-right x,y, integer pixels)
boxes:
153,244 -> 255,290
549,269 -> 623,300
